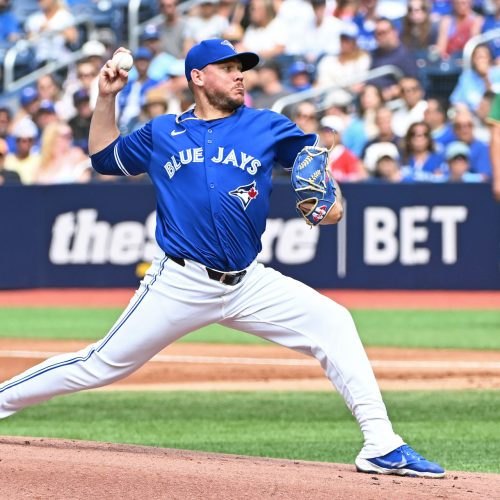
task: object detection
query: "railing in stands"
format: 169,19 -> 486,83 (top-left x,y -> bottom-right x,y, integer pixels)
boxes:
2,15 -> 96,93
271,65 -> 404,115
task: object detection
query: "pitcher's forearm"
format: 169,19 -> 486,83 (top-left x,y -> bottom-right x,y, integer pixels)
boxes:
89,95 -> 120,155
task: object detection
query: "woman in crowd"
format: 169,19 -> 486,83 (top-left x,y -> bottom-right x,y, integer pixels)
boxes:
436,0 -> 483,59
34,121 -> 91,184
401,0 -> 440,59
450,44 -> 500,112
401,121 -> 446,181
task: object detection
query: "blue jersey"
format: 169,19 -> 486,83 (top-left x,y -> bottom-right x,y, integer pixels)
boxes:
91,106 -> 316,271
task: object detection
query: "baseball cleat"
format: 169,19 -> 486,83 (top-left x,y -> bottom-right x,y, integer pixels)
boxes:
355,444 -> 445,478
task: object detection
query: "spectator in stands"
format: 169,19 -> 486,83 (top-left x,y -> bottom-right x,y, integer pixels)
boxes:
33,100 -> 60,133
34,120 -> 91,184
157,0 -> 188,59
481,0 -> 500,62
124,87 -> 169,134
402,0 -> 439,52
251,60 -> 291,109
0,106 -> 15,152
80,40 -> 109,75
0,0 -> 21,45
303,0 -> 343,62
369,143 -> 403,183
319,115 -> 367,182
4,119 -> 40,185
292,101 -> 319,134
118,48 -> 160,130
474,89 -> 496,143
401,121 -> 446,181
391,77 -> 428,137
36,74 -> 67,120
341,83 -> 382,157
361,106 -> 401,160
363,142 -> 402,179
62,59 -> 99,118
0,137 -> 21,185
184,0 -> 230,51
287,60 -> 315,92
12,87 -> 41,128
68,89 -> 92,153
138,24 -> 182,82
452,108 -> 493,177
273,0 -> 316,59
352,0 -> 378,52
436,0 -> 483,60
316,21 -> 370,92
424,97 -> 455,150
239,0 -> 286,60
369,18 -> 418,100
444,141 -> 485,181
25,0 -> 79,67
450,44 -> 500,112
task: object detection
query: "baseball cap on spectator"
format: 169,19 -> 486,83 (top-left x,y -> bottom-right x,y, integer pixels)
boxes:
73,88 -> 90,106
185,39 -> 259,81
0,138 -> 8,156
134,47 -> 153,61
82,40 -> 107,59
445,141 -> 470,160
340,22 -> 359,39
319,115 -> 346,134
140,24 -> 160,41
364,142 -> 400,172
141,88 -> 168,108
38,100 -> 56,114
20,86 -> 39,107
288,60 -> 314,78
12,119 -> 38,139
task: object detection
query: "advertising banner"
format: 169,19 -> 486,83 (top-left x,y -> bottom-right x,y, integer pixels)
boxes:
0,182 -> 498,289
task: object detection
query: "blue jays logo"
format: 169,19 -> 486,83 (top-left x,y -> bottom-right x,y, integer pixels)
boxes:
221,40 -> 236,51
229,181 -> 259,209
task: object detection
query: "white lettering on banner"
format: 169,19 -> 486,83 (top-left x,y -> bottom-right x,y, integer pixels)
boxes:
49,209 -> 158,265
258,219 -> 319,264
364,206 -> 468,266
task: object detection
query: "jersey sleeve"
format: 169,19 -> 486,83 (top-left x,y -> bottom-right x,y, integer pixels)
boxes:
90,122 -> 153,176
269,112 -> 318,169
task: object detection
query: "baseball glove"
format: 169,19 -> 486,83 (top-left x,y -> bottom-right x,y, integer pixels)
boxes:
291,145 -> 336,226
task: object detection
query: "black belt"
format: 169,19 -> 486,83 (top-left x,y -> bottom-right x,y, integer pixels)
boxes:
167,255 -> 247,286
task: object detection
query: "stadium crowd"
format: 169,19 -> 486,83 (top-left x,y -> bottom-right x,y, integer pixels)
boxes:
0,0 -> 499,188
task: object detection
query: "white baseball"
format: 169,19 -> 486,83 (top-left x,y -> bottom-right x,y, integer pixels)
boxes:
112,52 -> 134,72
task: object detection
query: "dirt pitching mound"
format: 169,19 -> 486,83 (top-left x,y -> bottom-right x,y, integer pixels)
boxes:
0,437 -> 499,499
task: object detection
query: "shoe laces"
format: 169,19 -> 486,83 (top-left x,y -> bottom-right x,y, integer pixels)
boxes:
400,445 -> 425,462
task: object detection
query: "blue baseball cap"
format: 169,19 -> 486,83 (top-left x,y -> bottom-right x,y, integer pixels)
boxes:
185,39 -> 259,81
20,86 -> 38,106
134,47 -> 153,61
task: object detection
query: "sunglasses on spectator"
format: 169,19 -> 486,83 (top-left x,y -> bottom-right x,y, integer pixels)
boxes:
296,113 -> 316,120
375,28 -> 391,36
410,132 -> 428,138
402,86 -> 420,93
16,137 -> 34,142
408,6 -> 426,13
77,72 -> 95,78
454,122 -> 473,128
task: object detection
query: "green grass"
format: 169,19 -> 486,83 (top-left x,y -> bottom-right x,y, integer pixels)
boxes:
0,307 -> 499,349
1,390 -> 499,473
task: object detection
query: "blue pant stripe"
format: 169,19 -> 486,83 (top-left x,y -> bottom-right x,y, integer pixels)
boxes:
0,256 -> 169,395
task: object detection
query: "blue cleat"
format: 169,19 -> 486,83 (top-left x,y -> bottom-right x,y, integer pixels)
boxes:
355,444 -> 445,478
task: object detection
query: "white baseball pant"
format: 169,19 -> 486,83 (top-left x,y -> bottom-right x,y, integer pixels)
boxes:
0,252 -> 404,458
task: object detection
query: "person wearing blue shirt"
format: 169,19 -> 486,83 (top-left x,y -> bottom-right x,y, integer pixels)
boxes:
0,0 -> 21,46
401,121 -> 446,182
452,109 -> 493,177
0,39 -> 445,480
450,44 -> 500,112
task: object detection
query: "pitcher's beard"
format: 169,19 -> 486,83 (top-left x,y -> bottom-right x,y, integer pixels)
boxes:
206,88 -> 244,113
